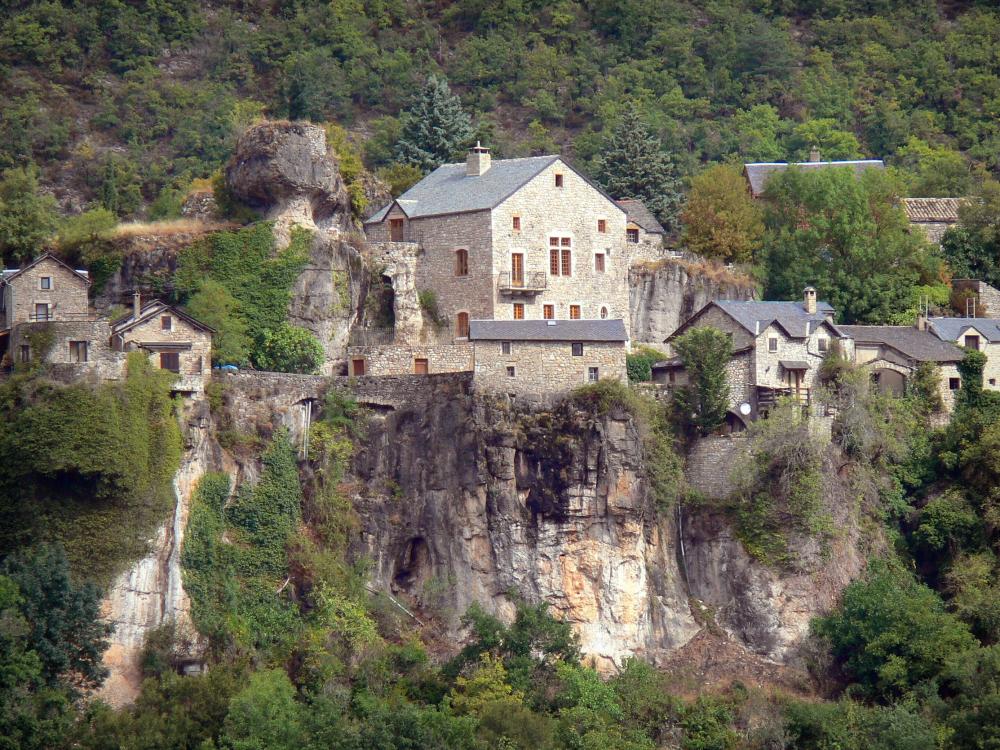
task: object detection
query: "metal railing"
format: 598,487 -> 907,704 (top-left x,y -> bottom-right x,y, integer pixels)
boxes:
757,387 -> 811,409
497,271 -> 546,293
27,311 -> 97,322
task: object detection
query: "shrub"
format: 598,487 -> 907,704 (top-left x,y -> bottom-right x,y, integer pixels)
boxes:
254,323 -> 324,374
626,345 -> 665,383
671,327 -> 732,437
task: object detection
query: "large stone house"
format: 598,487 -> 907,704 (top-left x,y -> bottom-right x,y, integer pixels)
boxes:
925,316 -> 1000,393
743,151 -> 885,198
656,288 -> 852,427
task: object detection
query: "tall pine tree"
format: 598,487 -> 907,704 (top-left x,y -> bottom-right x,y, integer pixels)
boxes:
593,103 -> 682,231
395,75 -> 474,172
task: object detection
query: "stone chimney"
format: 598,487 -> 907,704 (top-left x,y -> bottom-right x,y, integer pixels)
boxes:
803,286 -> 817,314
916,314 -> 927,331
133,290 -> 141,319
808,146 -> 821,163
466,142 -> 491,177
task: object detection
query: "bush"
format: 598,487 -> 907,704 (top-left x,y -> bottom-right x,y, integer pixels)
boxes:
254,323 -> 324,374
626,345 -> 665,383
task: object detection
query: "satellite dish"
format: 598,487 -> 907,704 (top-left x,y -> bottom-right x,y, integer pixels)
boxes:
739,402 -> 752,416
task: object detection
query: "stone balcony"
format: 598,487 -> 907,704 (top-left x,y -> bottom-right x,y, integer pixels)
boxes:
497,271 -> 547,296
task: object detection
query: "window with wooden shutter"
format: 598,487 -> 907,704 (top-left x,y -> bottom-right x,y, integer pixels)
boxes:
512,215 -> 521,231
543,304 -> 554,320
513,303 -> 525,320
569,305 -> 581,320
549,249 -> 559,275
455,248 -> 469,276
389,218 -> 404,241
597,219 -> 606,233
414,358 -> 429,375
595,253 -> 605,273
351,358 -> 366,376
511,253 -> 524,285
456,312 -> 470,338
160,352 -> 180,372
561,249 -> 571,276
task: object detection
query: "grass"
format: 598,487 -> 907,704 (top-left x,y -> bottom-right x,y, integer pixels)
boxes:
635,254 -> 756,288
111,218 -> 229,238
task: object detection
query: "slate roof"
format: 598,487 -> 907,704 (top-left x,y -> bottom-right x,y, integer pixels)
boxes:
901,198 -> 963,223
743,160 -> 885,197
707,299 -> 842,339
779,360 -> 810,370
112,299 -> 215,335
839,325 -> 965,362
0,253 -> 90,285
468,318 -> 627,342
927,317 -> 1000,344
616,199 -> 665,235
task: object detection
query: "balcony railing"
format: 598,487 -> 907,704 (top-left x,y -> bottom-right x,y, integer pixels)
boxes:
757,386 -> 811,409
27,311 -> 97,322
497,271 -> 546,294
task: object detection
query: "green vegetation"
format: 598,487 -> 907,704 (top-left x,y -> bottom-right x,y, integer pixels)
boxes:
671,326 -> 732,437
395,75 -> 475,171
680,164 -> 764,264
625,345 -> 665,383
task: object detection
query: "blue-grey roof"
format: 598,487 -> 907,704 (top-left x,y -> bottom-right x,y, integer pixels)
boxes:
711,300 -> 841,338
743,160 -> 885,197
840,325 -> 965,362
927,317 -> 1000,344
469,318 -> 627,342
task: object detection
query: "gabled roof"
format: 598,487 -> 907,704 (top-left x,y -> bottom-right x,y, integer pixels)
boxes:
365,155 -> 625,223
901,198 -> 964,223
0,253 -> 90,285
469,318 -> 627,342
616,199 -> 665,235
112,299 -> 215,335
743,160 -> 885,198
839,325 -> 964,363
927,317 -> 1000,344
672,299 -> 841,343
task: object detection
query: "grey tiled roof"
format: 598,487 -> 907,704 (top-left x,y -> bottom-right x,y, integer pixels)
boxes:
840,325 -> 965,362
112,299 -> 215,334
366,156 -> 564,223
0,253 -> 90,285
616,199 -> 665,234
743,160 -> 885,197
779,360 -> 810,370
901,198 -> 963,223
927,317 -> 1000,344
469,318 -> 627,342
713,300 -> 841,338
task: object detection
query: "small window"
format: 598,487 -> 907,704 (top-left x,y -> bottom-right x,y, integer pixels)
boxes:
588,366 -> 599,382
160,352 -> 180,373
990,378 -> 996,386
965,334 -> 980,350
161,316 -> 172,331
512,215 -> 521,231
597,219 -> 606,233
768,337 -> 778,353
626,228 -> 639,243
34,303 -> 49,321
414,358 -> 429,375
818,338 -> 828,353
501,341 -> 512,355
555,173 -> 564,188
572,343 -> 583,356
19,345 -> 29,363
506,366 -> 516,378
949,377 -> 961,390
595,253 -> 605,273
69,341 -> 88,363
456,312 -> 470,338
569,305 -> 581,320
561,249 -> 571,276
543,304 -> 554,320
455,248 -> 469,276
389,218 -> 404,241
513,303 -> 525,320
351,358 -> 366,376
600,306 -> 608,319
40,276 -> 51,290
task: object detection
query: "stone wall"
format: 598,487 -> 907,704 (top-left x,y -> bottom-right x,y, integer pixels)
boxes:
685,435 -> 749,500
118,311 -> 212,392
346,342 -> 474,376
10,320 -> 126,381
954,279 -> 1000,317
5,257 -> 89,325
473,339 -> 626,396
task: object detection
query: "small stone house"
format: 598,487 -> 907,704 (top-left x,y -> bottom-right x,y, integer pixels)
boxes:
111,297 -> 214,393
658,288 -> 852,425
616,199 -> 665,245
743,152 -> 885,198
469,318 -> 627,396
925,316 -> 1000,393
901,197 -> 963,246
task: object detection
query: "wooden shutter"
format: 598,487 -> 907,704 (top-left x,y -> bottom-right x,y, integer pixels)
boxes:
595,253 -> 605,273
456,249 -> 468,276
389,218 -> 404,241
414,358 -> 429,375
456,312 -> 470,338
543,304 -> 554,320
549,248 -> 559,275
561,249 -> 571,276
513,303 -> 524,320
160,352 -> 180,372
511,253 -> 523,285
351,358 -> 366,376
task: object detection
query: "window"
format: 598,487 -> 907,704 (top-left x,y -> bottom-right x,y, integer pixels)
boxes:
455,248 -> 469,276
19,345 -> 29,363
161,316 -> 172,331
768,337 -> 778,353
414,358 -> 429,375
389,218 -> 404,241
543,304 -> 554,320
554,173 -> 563,188
548,237 -> 572,275
456,312 -> 470,338
511,253 -> 524,285
597,219 -> 606,233
160,352 -> 180,373
512,215 -> 521,231
949,377 -> 961,390
34,303 -> 49,321
501,341 -> 512,355
965,334 -> 980,350
818,338 -> 828,353
600,306 -> 608,319
549,248 -> 560,275
40,276 -> 51,290
626,228 -> 639,243
69,341 -> 88,363
595,253 -> 605,273
513,303 -> 525,320
588,367 -> 599,382
506,366 -> 516,378
569,305 -> 581,320
351,358 -> 366,376
990,378 -> 996,386
561,248 -> 571,276
572,343 -> 583,356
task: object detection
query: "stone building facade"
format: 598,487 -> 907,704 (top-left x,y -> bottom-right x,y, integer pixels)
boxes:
952,279 -> 1000,318
1,253 -> 90,330
901,197 -> 963,246
347,342 -> 474,377
9,319 -> 126,381
925,317 -> 1000,395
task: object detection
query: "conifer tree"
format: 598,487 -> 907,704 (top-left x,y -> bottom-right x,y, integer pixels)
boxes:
395,75 -> 474,172
593,103 -> 682,231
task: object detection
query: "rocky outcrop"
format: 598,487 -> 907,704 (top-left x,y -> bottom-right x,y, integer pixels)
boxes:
629,257 -> 756,344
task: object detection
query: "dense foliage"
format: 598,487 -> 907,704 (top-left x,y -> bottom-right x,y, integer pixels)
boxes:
671,326 -> 732,437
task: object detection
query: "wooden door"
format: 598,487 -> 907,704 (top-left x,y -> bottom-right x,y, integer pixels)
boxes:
414,358 -> 429,375
511,253 -> 524,286
351,358 -> 366,376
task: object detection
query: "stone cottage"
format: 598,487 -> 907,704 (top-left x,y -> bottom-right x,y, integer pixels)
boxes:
924,316 -> 1000,393
743,150 -> 885,198
656,288 -> 852,427
111,296 -> 214,393
901,197 -> 963,246
469,319 -> 627,395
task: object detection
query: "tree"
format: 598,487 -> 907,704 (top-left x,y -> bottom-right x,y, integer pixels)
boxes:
941,179 -> 1000,288
593,103 -> 683,230
55,208 -> 117,265
761,167 -> 946,324
222,669 -> 306,750
787,119 -> 862,161
185,279 -> 251,366
395,75 -> 474,172
0,166 -> 58,264
671,327 -> 732,437
894,137 -> 972,197
680,164 -> 764,263
253,323 -> 324,374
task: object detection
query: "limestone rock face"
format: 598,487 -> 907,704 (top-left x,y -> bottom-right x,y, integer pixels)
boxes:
629,259 -> 756,345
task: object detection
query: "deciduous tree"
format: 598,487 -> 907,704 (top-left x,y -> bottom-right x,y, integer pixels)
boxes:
681,164 -> 763,263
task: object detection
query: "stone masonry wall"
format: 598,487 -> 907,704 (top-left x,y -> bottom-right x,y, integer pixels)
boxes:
119,312 -> 212,392
5,257 -> 89,325
346,343 -> 474,376
10,320 -> 126,381
685,435 -> 749,501
473,339 -> 626,396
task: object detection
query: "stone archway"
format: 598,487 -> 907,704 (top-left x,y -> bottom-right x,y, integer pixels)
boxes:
724,410 -> 748,433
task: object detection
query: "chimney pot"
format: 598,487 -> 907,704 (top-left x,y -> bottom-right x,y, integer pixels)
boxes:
916,314 -> 927,331
809,146 -> 821,163
466,141 -> 491,176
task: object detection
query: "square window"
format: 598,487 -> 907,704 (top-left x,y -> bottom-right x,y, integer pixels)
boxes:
598,219 -> 606,233
768,337 -> 778,353
69,341 -> 88,363
351,358 -> 366,376
512,216 -> 521,231
543,304 -> 554,320
626,228 -> 639,243
160,352 -> 180,373
40,276 -> 51,290
990,378 -> 996,386
588,367 -> 599,382
414,358 -> 429,375
161,316 -> 172,331
950,377 -> 961,390
572,343 -> 583,356
569,305 -> 581,320
818,338 -> 828,352
595,253 -> 605,273
555,173 -> 563,188
501,341 -> 511,355
507,366 -> 516,378
513,303 -> 524,320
